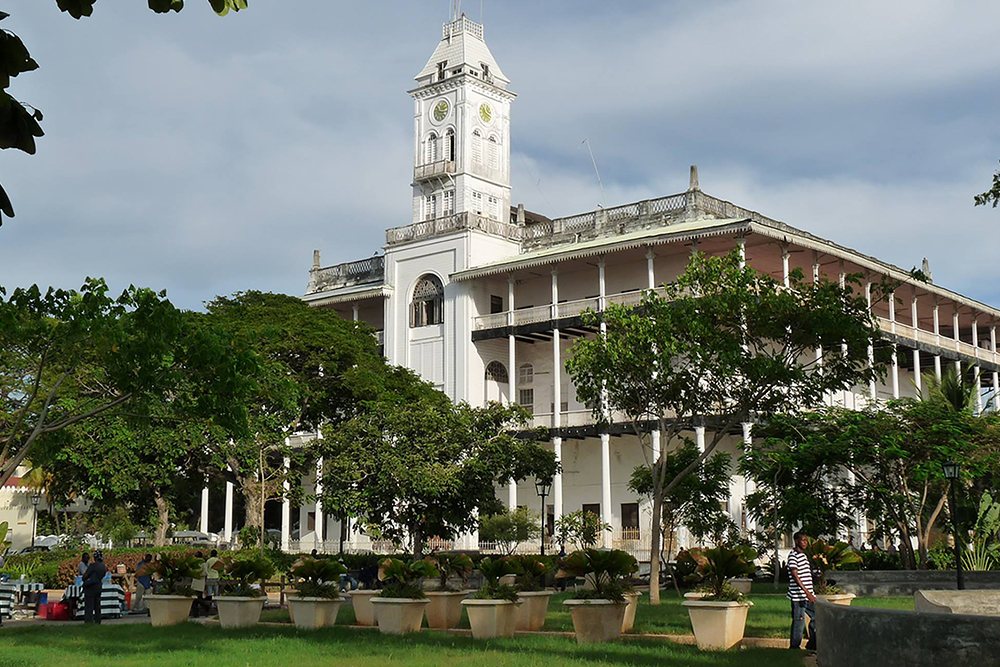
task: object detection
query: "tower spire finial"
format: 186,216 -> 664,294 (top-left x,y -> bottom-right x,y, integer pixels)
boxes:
689,165 -> 700,192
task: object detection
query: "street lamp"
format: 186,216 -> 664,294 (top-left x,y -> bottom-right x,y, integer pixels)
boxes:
942,461 -> 964,590
30,493 -> 41,549
535,480 -> 550,556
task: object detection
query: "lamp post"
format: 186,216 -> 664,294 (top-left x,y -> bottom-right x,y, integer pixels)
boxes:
535,480 -> 550,556
30,493 -> 41,549
942,461 -> 964,590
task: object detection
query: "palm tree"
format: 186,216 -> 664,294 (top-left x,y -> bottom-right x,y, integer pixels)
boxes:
921,365 -> 978,412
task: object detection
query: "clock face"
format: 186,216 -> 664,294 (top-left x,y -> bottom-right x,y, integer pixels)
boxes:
479,102 -> 493,124
433,100 -> 449,122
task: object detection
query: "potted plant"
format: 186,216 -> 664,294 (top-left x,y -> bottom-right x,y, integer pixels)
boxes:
423,553 -> 473,630
215,555 -> 275,628
805,538 -> 860,605
146,554 -> 204,627
462,557 -> 522,639
681,544 -> 757,650
513,555 -> 554,631
286,556 -> 347,630
371,558 -> 438,635
557,549 -> 638,644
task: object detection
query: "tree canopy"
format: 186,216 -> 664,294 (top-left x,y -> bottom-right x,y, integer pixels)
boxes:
975,160 -> 1000,209
566,249 -> 888,602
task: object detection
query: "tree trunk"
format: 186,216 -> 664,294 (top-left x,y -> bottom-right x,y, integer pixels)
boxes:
663,519 -> 682,597
412,525 -> 424,559
154,492 -> 170,547
339,517 -> 347,554
649,489 -> 663,605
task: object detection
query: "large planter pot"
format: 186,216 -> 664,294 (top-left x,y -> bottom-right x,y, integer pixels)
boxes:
621,592 -> 641,633
817,592 -> 856,606
371,597 -> 429,635
683,591 -> 708,600
563,599 -> 627,644
682,599 -> 753,650
425,591 -> 468,630
215,596 -> 266,628
146,595 -> 195,627
462,599 -> 521,639
729,578 -> 752,595
286,596 -> 344,630
349,590 -> 379,626
515,591 -> 553,631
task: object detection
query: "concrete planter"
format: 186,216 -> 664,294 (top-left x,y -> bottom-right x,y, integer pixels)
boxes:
515,591 -> 553,631
349,590 -> 379,626
564,599 -> 627,643
286,596 -> 344,630
371,597 -> 429,635
729,578 -> 753,595
818,593 -> 856,606
683,591 -> 708,599
146,595 -> 195,627
462,599 -> 521,639
425,591 -> 468,629
682,599 -> 753,650
215,596 -> 265,628
621,592 -> 641,633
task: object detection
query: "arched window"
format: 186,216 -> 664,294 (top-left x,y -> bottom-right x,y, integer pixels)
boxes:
444,129 -> 455,162
485,361 -> 509,383
518,363 -> 533,386
425,132 -> 439,164
488,136 -> 499,170
410,274 -> 444,327
471,129 -> 482,164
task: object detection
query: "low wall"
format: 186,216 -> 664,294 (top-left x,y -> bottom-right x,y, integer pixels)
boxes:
914,590 -> 1000,616
817,600 -> 1000,667
832,570 -> 1000,596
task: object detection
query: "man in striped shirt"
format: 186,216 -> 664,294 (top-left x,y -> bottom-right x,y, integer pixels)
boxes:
788,531 -> 817,650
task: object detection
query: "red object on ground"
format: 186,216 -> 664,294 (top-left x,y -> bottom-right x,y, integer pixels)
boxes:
124,591 -> 132,610
47,602 -> 71,621
38,603 -> 49,619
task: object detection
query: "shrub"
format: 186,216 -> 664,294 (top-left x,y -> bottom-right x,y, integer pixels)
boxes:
857,549 -> 902,571
804,538 -> 861,594
223,555 -> 276,597
511,554 -> 551,592
473,556 -> 520,602
289,556 -> 347,599
377,558 -> 438,600
424,552 -> 474,591
155,553 -> 205,596
556,549 -> 638,603
555,510 -> 611,550
478,508 -> 541,555
927,544 -> 956,570
690,544 -> 756,602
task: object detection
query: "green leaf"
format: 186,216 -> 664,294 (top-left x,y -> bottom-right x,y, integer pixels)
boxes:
55,0 -> 98,19
148,0 -> 185,12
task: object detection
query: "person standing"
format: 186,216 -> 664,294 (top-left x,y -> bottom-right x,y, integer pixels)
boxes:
77,552 -> 91,580
82,550 -> 108,624
788,531 -> 817,651
132,554 -> 154,614
204,550 -> 222,599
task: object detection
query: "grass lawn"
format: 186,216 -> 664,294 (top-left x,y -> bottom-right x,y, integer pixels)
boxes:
259,587 -> 913,639
0,623 -> 808,667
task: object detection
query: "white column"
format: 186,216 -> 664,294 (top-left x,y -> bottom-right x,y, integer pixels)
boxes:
742,422 -> 755,532
973,316 -> 983,414
200,482 -> 209,535
933,300 -> 942,380
224,474 -> 234,544
953,309 -> 962,377
889,291 -> 899,398
508,277 -> 518,509
644,252 -> 662,464
813,253 -> 825,400
551,269 -> 563,525
912,294 -> 921,394
315,457 -> 324,550
694,424 -> 706,453
600,432 -> 612,545
737,235 -> 746,269
992,326 -> 1000,412
352,303 -> 359,322
651,430 -> 661,463
281,453 -> 291,552
646,247 -> 656,290
866,281 -> 876,400
781,244 -> 790,288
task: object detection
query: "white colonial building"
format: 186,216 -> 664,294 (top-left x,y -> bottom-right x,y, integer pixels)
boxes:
249,15 -> 1000,557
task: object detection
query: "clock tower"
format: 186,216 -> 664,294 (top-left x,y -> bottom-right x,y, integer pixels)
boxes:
410,16 -> 515,226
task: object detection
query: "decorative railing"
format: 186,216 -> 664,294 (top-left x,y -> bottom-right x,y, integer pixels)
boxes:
386,211 -> 522,246
444,16 -> 484,40
308,255 -> 385,293
413,159 -> 456,182
876,317 -> 998,364
474,288 -> 670,331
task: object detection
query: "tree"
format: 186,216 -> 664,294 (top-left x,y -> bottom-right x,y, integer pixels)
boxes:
628,441 -> 732,591
202,291 -> 387,546
318,394 -> 558,558
566,250 -> 886,604
744,402 -> 1000,569
478,507 -> 541,555
975,160 -> 1000,209
0,2 -> 247,223
0,279 -> 251,488
554,509 -> 611,550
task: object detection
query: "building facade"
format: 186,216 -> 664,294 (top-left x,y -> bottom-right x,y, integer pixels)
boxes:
267,16 -> 1000,557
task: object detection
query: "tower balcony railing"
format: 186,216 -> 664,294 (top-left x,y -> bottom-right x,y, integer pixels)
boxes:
308,255 -> 385,293
387,211 -> 522,246
875,317 -> 999,364
413,159 -> 456,183
474,288 -> 671,331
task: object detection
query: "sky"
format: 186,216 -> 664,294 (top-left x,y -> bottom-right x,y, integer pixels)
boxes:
1,0 -> 999,310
